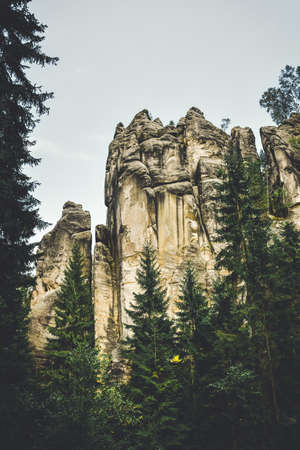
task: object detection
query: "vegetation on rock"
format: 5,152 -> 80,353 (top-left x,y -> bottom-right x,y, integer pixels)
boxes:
259,65 -> 300,125
1,5 -> 300,446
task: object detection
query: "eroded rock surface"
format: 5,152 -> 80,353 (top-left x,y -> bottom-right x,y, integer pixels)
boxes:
29,201 -> 92,362
30,108 -> 264,357
94,108 -> 259,347
260,114 -> 300,226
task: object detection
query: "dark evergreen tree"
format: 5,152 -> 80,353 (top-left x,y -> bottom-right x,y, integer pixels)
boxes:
211,149 -> 273,448
211,278 -> 245,367
213,146 -> 270,315
213,148 -> 250,289
263,222 -> 300,445
212,145 -> 300,448
209,277 -> 265,450
0,0 -> 58,369
175,262 -> 214,448
0,2 -> 57,447
123,243 -> 182,449
45,242 -> 94,392
42,342 -> 100,450
42,243 -> 99,449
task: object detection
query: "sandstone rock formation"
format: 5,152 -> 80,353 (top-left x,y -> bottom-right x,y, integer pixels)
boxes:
94,107 -> 259,350
31,108 -> 300,358
29,201 -> 92,361
261,113 -> 300,226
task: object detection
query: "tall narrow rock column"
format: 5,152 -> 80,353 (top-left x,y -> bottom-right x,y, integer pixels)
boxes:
98,107 -> 260,343
29,201 -> 92,362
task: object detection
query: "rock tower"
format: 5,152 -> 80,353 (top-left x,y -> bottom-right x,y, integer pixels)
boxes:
30,109 -> 300,358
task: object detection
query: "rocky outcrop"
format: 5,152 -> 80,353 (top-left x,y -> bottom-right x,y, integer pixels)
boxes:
29,201 -> 92,361
31,108 -> 271,356
261,114 -> 300,226
93,107 -> 259,348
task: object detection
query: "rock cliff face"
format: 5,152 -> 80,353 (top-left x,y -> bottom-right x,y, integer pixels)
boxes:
260,113 -> 300,226
29,201 -> 92,361
30,108 -> 300,357
94,107 -> 258,350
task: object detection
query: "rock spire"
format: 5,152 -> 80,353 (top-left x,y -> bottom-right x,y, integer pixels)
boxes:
30,109 -> 300,358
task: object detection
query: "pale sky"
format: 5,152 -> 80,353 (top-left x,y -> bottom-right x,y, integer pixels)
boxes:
27,0 -> 300,242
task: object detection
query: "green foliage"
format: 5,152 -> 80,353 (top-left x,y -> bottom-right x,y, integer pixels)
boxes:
0,0 -> 58,319
40,244 -> 98,448
266,223 -> 300,423
213,146 -> 269,289
123,243 -> 183,449
40,344 -> 140,450
211,148 -> 269,444
259,65 -> 300,125
289,134 -> 300,149
42,342 -> 100,450
0,2 -> 57,446
45,242 -> 94,390
210,146 -> 300,446
92,353 -> 141,449
208,364 -> 264,450
270,185 -> 289,218
175,262 -> 214,447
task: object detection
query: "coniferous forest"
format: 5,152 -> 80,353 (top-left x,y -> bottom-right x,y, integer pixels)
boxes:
1,2 -> 300,450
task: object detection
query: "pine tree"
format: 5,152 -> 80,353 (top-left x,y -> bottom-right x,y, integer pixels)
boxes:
42,243 -> 99,449
123,243 -> 182,450
42,342 -> 100,450
214,147 -> 269,287
45,242 -> 94,392
0,2 -> 57,447
211,278 -> 246,366
209,277 -> 264,450
175,262 -> 214,448
212,146 -> 300,446
0,1 -> 58,371
264,223 -> 300,442
211,149 -> 273,448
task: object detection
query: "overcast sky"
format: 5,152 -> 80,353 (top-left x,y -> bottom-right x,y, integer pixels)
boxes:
27,0 -> 300,242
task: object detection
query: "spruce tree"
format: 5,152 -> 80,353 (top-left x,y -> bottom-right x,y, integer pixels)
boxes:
213,149 -> 247,276
42,243 -> 98,450
175,262 -> 215,448
0,2 -> 57,447
42,342 -> 100,450
123,243 -> 182,450
265,223 -> 300,441
45,242 -> 94,392
209,277 -> 264,450
0,1 -> 58,376
211,149 -> 273,447
212,146 -> 300,446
